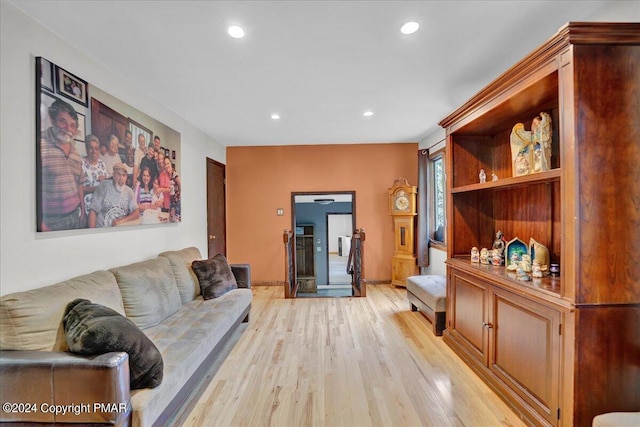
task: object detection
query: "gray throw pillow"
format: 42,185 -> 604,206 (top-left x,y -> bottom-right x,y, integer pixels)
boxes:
191,254 -> 238,300
63,298 -> 163,390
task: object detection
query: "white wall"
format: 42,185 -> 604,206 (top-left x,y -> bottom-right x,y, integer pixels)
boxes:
0,2 -> 226,295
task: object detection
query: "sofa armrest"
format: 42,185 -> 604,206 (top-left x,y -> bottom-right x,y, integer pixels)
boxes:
231,264 -> 251,289
0,350 -> 131,425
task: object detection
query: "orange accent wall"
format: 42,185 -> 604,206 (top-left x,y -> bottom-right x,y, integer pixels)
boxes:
226,143 -> 418,284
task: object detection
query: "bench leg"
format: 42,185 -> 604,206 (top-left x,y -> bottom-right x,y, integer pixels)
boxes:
434,312 -> 445,336
410,303 -> 418,312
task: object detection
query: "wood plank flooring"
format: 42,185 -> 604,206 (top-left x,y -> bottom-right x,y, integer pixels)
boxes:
181,285 -> 526,427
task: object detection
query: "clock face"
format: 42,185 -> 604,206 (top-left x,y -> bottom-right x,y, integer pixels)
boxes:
395,195 -> 410,211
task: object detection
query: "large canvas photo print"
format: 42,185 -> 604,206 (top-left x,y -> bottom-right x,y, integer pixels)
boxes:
36,57 -> 182,232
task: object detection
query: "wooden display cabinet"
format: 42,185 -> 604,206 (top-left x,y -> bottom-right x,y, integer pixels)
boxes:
441,23 -> 640,427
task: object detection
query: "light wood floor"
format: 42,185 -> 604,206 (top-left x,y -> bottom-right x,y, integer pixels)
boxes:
181,285 -> 527,427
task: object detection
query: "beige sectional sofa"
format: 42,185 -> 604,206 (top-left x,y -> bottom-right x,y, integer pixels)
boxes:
0,247 -> 252,427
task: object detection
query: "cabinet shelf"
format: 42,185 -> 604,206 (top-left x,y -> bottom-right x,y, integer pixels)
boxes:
446,257 -> 570,308
451,169 -> 560,194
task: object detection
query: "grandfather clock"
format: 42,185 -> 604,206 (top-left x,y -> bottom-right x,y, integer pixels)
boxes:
388,178 -> 418,287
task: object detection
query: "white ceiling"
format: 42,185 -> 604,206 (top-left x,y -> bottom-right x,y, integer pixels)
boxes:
10,1 -> 618,147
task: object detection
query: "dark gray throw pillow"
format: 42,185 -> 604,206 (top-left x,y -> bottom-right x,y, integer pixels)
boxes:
63,298 -> 163,390
192,254 -> 238,300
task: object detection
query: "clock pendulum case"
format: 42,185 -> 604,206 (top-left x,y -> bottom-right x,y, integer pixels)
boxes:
388,178 -> 418,287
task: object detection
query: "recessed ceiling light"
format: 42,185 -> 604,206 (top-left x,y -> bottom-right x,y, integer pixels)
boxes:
228,25 -> 245,39
363,111 -> 374,117
271,113 -> 280,120
400,21 -> 419,35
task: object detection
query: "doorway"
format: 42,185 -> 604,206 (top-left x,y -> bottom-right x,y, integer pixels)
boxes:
206,158 -> 226,257
291,191 -> 355,298
327,213 -> 352,285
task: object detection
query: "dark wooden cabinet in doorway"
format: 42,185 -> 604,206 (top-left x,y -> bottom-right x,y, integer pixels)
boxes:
207,158 -> 226,257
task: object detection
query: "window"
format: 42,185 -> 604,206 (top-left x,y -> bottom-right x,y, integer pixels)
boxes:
430,149 -> 446,246
417,144 -> 446,267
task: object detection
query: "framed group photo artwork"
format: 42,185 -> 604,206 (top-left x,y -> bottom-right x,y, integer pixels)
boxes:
35,56 -> 182,233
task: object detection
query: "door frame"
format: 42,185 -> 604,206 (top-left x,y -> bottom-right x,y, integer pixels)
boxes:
290,191 -> 355,292
206,158 -> 226,257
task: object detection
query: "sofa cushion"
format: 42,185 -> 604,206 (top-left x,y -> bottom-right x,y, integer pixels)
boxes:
64,298 -> 163,390
130,288 -> 252,427
158,247 -> 202,304
0,270 -> 125,351
192,254 -> 238,300
110,257 -> 181,329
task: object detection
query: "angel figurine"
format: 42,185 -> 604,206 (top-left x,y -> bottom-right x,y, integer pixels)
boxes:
532,112 -> 552,173
510,123 -> 532,176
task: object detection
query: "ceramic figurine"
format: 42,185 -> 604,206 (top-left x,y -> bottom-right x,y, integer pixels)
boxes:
492,231 -> 506,260
492,173 -> 498,181
480,247 -> 490,264
491,248 -> 503,266
532,260 -> 543,278
516,267 -> 531,281
505,236 -> 528,270
530,238 -> 550,272
471,247 -> 480,263
510,123 -> 532,176
479,169 -> 486,183
532,112 -> 552,173
520,254 -> 532,272
507,252 -> 520,271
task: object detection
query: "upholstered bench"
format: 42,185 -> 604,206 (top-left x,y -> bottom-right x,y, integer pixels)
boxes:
593,412 -> 640,427
407,275 -> 446,336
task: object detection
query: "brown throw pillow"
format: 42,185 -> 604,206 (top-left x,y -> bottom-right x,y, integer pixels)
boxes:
192,254 -> 238,300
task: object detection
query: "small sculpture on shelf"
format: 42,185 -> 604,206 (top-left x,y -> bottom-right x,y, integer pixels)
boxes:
471,247 -> 480,263
507,252 -> 520,271
520,254 -> 532,272
505,236 -> 528,271
532,260 -> 544,278
530,238 -> 550,274
510,112 -> 553,177
492,173 -> 498,181
492,230 -> 506,264
510,123 -> 532,176
480,247 -> 490,264
532,112 -> 552,173
516,267 -> 531,281
479,169 -> 486,183
491,249 -> 503,266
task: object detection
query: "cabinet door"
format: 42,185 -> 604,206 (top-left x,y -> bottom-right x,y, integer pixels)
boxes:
448,269 -> 488,365
488,288 -> 561,426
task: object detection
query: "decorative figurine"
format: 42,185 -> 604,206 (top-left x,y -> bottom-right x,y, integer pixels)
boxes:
530,238 -> 550,272
516,267 -> 531,281
491,249 -> 503,266
505,236 -> 528,270
532,112 -> 552,173
479,169 -> 486,183
471,247 -> 480,263
520,254 -> 532,272
507,252 -> 520,271
480,247 -> 490,264
550,263 -> 560,277
532,260 -> 543,278
510,123 -> 532,176
492,173 -> 498,181
492,231 -> 506,262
